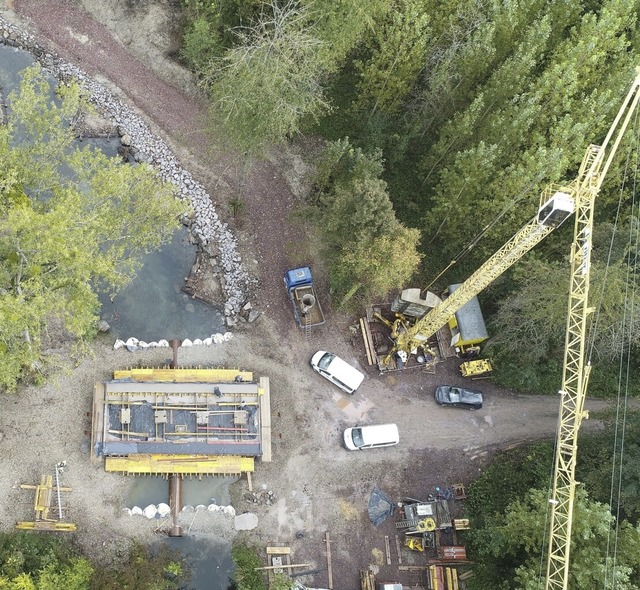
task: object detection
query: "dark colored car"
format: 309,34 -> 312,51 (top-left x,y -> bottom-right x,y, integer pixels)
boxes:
435,385 -> 483,409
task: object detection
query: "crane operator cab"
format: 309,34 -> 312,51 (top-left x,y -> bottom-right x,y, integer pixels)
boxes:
537,191 -> 574,228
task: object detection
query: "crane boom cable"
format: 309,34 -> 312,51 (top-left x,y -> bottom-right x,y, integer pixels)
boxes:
581,106 -> 640,590
609,136 -> 640,587
422,179 -> 547,294
544,68 -> 640,590
585,107 -> 637,366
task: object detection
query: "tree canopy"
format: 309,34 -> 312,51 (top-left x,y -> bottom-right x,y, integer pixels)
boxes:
465,434 -> 640,590
0,532 -> 185,589
0,65 -> 185,391
489,488 -> 640,590
311,139 -> 421,307
180,0 -> 640,394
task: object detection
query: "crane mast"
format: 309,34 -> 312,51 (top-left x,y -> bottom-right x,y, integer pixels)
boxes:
545,69 -> 640,590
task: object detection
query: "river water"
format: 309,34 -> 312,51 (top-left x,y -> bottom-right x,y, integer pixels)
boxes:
1,43 -> 233,588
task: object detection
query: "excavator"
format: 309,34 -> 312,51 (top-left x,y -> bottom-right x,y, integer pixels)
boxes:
376,67 -> 640,590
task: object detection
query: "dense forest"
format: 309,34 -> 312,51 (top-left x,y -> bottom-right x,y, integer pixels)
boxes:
181,0 -> 640,394
464,409 -> 640,590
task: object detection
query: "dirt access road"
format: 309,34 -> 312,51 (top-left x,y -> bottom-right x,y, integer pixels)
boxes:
0,1 -> 614,588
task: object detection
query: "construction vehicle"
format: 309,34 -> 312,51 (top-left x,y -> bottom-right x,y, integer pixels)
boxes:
284,267 -> 325,329
459,359 -> 493,377
374,187 -> 574,366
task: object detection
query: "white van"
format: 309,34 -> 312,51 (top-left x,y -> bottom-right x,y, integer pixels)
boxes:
310,350 -> 365,394
343,424 -> 400,451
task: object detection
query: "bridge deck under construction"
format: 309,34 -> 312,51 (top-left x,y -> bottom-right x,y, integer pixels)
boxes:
92,367 -> 271,475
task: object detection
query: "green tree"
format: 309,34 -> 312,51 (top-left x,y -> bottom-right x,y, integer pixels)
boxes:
312,139 -> 421,305
465,443 -> 553,531
417,0 -> 639,275
0,531 -> 184,589
0,65 -> 185,391
180,1 -> 225,73
89,542 -> 185,590
230,542 -> 266,590
201,0 -> 330,151
308,0 -> 389,68
469,487 -> 640,590
577,410 -> 640,523
486,217 -> 640,393
333,228 -> 421,307
352,0 -> 430,115
0,532 -> 92,590
271,573 -> 295,590
37,560 -> 93,590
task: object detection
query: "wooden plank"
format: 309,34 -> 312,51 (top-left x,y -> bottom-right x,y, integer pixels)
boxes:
395,535 -> 403,565
91,382 -> 106,463
266,546 -> 291,555
453,519 -> 469,530
384,535 -> 391,565
428,565 -> 438,590
435,565 -> 445,590
16,521 -> 76,532
447,567 -> 459,590
359,317 -> 376,365
259,376 -> 272,463
360,570 -> 375,590
325,532 -> 333,589
113,368 -> 254,383
105,454 -> 254,475
255,563 -> 312,571
436,324 -> 457,359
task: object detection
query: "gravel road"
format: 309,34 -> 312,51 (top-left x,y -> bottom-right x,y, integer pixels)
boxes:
0,2 -> 618,588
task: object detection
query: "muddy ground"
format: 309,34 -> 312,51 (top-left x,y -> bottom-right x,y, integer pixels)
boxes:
0,2 -> 615,588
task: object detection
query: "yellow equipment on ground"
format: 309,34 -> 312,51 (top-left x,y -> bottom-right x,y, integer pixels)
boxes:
405,537 -> 425,552
460,359 -> 493,377
416,517 -> 437,532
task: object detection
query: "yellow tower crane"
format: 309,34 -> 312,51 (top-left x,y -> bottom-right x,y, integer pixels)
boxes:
384,67 -> 640,590
545,71 -> 640,590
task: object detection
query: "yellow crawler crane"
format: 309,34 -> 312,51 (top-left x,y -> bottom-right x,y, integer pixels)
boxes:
384,67 -> 640,590
384,188 -> 573,361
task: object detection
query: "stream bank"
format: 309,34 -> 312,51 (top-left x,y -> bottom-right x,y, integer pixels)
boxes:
0,14 -> 255,328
